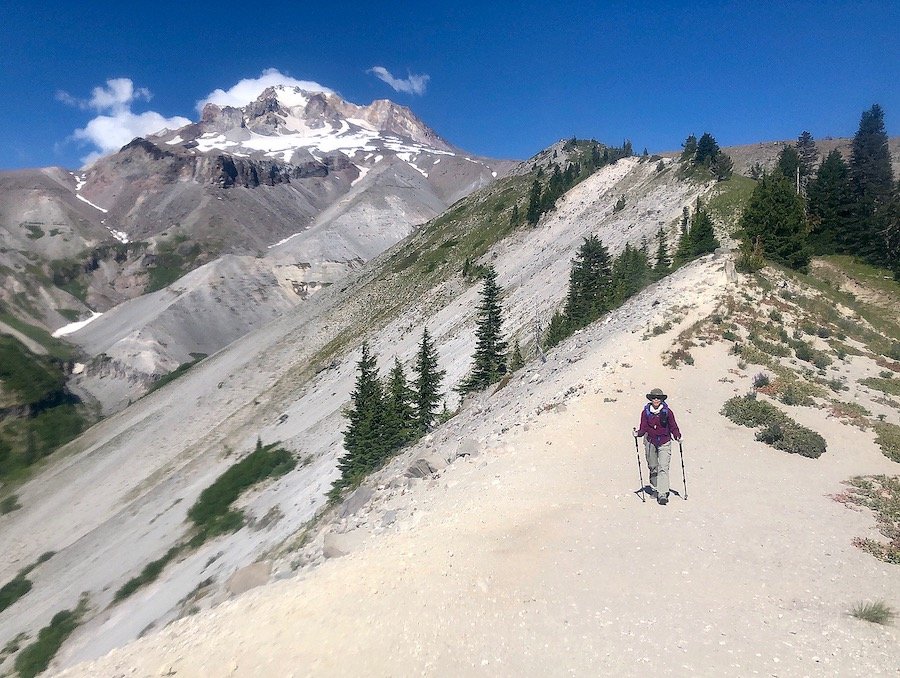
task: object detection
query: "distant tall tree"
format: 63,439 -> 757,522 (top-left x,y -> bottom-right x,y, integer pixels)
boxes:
525,180 -> 542,225
653,226 -> 671,275
849,104 -> 895,265
413,327 -> 445,432
508,340 -> 525,372
543,310 -> 570,349
807,149 -> 854,254
509,203 -> 520,226
340,342 -> 385,484
459,266 -> 507,393
739,172 -> 810,271
673,207 -> 693,266
795,131 -> 819,189
623,139 -> 633,157
689,198 -> 720,256
611,243 -> 652,305
776,145 -> 802,193
680,134 -> 697,162
564,235 -> 613,329
710,151 -> 734,181
382,358 -> 416,452
695,133 -> 720,166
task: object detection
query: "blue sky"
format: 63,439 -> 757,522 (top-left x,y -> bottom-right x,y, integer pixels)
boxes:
1,1 -> 898,170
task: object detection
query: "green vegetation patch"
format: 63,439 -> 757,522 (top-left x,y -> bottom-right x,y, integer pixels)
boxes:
0,311 -> 74,360
145,353 -> 208,395
860,376 -> 900,397
838,475 -> 900,565
14,597 -> 86,678
188,440 -> 296,541
0,575 -> 33,614
721,393 -> 827,458
114,545 -> 182,602
706,174 -> 757,231
849,600 -> 896,625
873,422 -> 900,463
1,493 -> 21,514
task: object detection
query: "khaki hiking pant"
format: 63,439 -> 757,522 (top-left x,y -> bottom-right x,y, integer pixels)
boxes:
645,439 -> 672,496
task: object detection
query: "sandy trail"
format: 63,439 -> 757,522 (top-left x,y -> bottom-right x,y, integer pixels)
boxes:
57,307 -> 900,677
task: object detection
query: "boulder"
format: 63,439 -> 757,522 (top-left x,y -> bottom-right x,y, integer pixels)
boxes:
406,453 -> 448,478
339,486 -> 374,519
323,530 -> 366,559
225,560 -> 272,596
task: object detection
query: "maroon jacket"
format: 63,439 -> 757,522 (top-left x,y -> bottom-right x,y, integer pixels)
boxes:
636,403 -> 681,446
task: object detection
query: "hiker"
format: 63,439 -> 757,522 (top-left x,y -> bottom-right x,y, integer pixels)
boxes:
633,388 -> 682,505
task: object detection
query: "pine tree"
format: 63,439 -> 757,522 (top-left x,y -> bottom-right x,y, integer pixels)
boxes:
739,172 -> 810,271
776,146 -> 802,192
525,180 -> 542,225
689,198 -> 720,256
564,235 -> 613,329
508,341 -> 525,372
795,131 -> 819,189
383,358 -> 416,452
611,243 -> 651,305
710,152 -> 734,181
413,327 -> 444,432
653,226 -> 670,275
543,310 -> 570,349
680,134 -> 697,162
849,104 -> 895,265
672,207 -> 693,266
695,133 -> 720,166
807,149 -> 854,254
459,266 -> 507,393
340,342 -> 385,485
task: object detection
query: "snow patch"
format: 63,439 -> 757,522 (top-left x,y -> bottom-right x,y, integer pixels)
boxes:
351,165 -> 370,187
76,194 -> 108,213
52,311 -> 103,337
166,136 -> 184,145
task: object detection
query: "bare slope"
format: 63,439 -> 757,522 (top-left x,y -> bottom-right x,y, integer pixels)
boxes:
56,255 -> 900,677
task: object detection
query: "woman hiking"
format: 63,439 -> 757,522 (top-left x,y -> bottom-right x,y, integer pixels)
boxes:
633,388 -> 682,505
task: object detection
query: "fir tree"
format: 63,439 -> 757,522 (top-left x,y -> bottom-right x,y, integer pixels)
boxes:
672,207 -> 693,266
543,310 -> 570,349
776,145 -> 802,192
849,104 -> 895,265
383,358 -> 416,452
795,131 -> 819,189
653,226 -> 671,275
525,180 -> 542,225
611,243 -> 652,305
739,172 -> 810,271
340,342 -> 385,485
413,327 -> 445,432
680,134 -> 697,162
459,266 -> 507,393
710,152 -> 734,181
807,149 -> 854,254
564,235 -> 613,329
689,198 -> 720,256
508,340 -> 525,372
695,133 -> 720,166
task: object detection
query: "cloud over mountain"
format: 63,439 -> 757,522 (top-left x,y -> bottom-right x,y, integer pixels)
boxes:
368,66 -> 430,95
196,68 -> 333,111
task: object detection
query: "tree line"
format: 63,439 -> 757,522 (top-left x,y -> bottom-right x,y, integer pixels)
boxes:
738,104 -> 898,278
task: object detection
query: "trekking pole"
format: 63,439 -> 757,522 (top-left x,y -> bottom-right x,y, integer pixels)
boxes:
633,430 -> 646,502
678,439 -> 688,500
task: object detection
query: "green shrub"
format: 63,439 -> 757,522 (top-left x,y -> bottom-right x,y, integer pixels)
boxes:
14,605 -> 82,678
721,394 -> 826,458
1,494 -> 21,514
778,381 -> 815,406
752,372 -> 770,388
114,546 -> 182,602
187,441 -> 296,539
841,475 -> 900,564
850,600 -> 896,625
860,377 -> 900,397
0,575 -> 32,613
873,422 -> 900,463
794,342 -> 814,362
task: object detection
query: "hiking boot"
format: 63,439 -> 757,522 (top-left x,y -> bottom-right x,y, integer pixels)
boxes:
644,485 -> 657,497
657,494 -> 669,505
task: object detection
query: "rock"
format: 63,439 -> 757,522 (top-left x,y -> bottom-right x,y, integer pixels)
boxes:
339,486 -> 374,519
225,560 -> 272,596
456,438 -> 480,458
406,453 -> 448,478
323,530 -> 366,559
381,509 -> 398,526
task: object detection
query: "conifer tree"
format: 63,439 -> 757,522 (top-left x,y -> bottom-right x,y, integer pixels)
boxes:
383,358 -> 416,452
672,207 -> 693,266
508,341 -> 525,372
695,133 -> 720,166
739,172 -> 810,271
710,151 -> 734,181
340,342 -> 385,485
564,235 -> 612,329
459,266 -> 507,393
886,183 -> 900,280
807,149 -> 854,254
526,180 -> 542,225
795,131 -> 819,189
776,146 -> 802,192
413,327 -> 444,433
653,226 -> 670,275
543,310 -> 570,349
680,134 -> 697,162
611,243 -> 652,304
509,203 -> 520,226
689,198 -> 720,256
849,104 -> 895,265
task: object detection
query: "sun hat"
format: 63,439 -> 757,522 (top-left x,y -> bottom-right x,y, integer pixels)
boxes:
645,388 -> 667,401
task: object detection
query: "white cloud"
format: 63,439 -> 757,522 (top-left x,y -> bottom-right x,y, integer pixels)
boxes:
368,66 -> 430,96
196,68 -> 332,111
59,78 -> 190,167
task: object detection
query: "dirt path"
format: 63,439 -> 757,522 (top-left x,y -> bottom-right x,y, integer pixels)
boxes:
56,308 -> 900,676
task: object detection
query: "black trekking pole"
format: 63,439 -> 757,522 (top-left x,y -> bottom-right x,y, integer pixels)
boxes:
633,430 -> 646,502
678,439 -> 688,500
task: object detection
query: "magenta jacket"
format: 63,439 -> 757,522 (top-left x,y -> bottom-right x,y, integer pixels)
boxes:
636,404 -> 681,446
